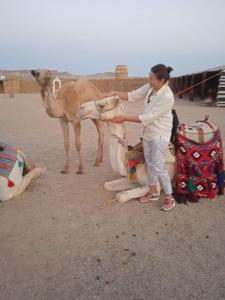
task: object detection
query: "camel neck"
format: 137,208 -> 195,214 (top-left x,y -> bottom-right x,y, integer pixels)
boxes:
107,122 -> 128,176
42,86 -> 64,118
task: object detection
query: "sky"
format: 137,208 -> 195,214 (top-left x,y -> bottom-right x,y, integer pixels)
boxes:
0,0 -> 225,76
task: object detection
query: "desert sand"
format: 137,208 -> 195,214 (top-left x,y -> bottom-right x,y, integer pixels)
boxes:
0,93 -> 225,300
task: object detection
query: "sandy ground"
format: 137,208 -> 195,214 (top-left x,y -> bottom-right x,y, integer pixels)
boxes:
0,93 -> 225,300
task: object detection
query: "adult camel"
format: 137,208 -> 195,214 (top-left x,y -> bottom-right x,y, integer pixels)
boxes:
31,69 -> 104,174
79,96 -> 176,203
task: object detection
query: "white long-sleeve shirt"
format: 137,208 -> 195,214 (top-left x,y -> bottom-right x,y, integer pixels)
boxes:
128,83 -> 174,143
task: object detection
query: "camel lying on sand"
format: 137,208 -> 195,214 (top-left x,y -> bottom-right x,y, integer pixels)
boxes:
79,97 -> 219,203
79,96 -> 176,203
31,69 -> 105,174
0,141 -> 46,201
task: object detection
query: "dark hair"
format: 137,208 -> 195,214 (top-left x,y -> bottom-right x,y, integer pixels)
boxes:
151,64 -> 173,81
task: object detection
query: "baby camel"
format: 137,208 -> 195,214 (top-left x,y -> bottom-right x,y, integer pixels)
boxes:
31,69 -> 104,174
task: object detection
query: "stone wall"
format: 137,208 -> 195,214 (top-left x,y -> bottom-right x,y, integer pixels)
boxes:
90,78 -> 148,92
3,78 -> 148,94
3,80 -> 21,94
3,80 -> 40,94
20,80 -> 40,93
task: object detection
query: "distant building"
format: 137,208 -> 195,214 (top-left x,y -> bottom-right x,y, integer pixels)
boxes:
115,65 -> 128,79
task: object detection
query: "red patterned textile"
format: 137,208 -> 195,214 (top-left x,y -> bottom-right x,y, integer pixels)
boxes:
176,128 -> 224,202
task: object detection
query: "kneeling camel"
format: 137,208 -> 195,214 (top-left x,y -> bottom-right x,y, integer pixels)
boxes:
0,142 -> 46,201
79,96 -> 176,203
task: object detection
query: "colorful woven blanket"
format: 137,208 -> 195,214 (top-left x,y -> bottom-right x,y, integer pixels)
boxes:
178,120 -> 218,144
176,126 -> 224,202
0,142 -> 18,187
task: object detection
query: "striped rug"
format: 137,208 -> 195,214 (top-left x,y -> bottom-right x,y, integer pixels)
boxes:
0,141 -> 17,187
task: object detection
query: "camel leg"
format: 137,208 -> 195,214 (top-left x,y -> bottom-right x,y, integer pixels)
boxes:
91,119 -> 104,166
104,177 -> 139,191
14,167 -> 46,197
73,120 -> 84,174
60,118 -> 70,174
115,185 -> 151,203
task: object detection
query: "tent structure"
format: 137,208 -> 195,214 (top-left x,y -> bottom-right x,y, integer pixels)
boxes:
170,65 -> 225,107
216,70 -> 225,107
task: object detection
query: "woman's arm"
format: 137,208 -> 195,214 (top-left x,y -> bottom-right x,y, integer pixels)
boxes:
104,84 -> 149,102
104,115 -> 141,123
104,91 -> 128,101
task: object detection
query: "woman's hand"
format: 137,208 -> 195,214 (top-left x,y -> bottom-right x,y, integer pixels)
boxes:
103,115 -> 126,123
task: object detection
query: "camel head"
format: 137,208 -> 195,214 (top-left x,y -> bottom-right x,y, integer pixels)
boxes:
79,96 -> 123,120
31,69 -> 51,88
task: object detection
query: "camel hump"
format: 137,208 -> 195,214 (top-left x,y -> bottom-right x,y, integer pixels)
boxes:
59,79 -> 102,107
61,79 -> 100,94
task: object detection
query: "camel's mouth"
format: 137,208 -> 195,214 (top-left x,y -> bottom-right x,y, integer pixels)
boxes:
79,97 -> 123,121
79,106 -> 93,120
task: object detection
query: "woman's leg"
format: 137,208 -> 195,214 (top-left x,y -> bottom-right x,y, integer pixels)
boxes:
140,139 -> 175,210
152,141 -> 175,210
139,139 -> 160,202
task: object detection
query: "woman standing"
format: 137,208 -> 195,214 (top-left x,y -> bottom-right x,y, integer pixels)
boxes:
105,64 -> 175,211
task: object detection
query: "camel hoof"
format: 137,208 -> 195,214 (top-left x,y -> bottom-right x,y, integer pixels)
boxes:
61,169 -> 70,174
93,163 -> 99,167
76,170 -> 84,174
